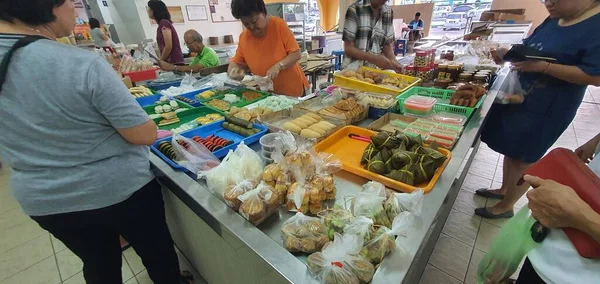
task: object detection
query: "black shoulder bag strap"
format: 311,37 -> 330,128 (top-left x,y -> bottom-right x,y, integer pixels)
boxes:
0,35 -> 46,93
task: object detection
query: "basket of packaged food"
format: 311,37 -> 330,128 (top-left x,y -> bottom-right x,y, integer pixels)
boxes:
152,117 -> 268,172
397,84 -> 486,119
296,95 -> 368,125
203,88 -> 271,112
169,87 -> 214,107
333,67 -> 421,96
356,92 -> 398,119
258,108 -> 345,142
143,98 -> 194,116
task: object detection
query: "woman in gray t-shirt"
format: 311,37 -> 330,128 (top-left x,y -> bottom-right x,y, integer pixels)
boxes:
0,1 -> 187,283
89,17 -> 110,48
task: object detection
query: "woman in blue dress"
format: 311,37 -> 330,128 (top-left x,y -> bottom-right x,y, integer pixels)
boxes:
475,0 -> 600,219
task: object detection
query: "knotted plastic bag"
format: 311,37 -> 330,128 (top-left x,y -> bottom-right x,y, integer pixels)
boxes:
171,134 -> 220,175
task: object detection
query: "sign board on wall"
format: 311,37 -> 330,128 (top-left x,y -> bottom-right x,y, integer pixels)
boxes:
186,5 -> 208,21
209,0 -> 238,22
150,6 -> 185,24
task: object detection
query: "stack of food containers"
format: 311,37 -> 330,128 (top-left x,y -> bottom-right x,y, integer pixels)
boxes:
403,95 -> 437,117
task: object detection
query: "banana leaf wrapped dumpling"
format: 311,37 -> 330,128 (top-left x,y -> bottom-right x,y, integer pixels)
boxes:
417,145 -> 447,168
379,148 -> 393,165
389,149 -> 418,170
366,152 -> 387,175
386,166 -> 415,185
411,161 -> 431,184
361,143 -> 378,165
370,131 -> 399,150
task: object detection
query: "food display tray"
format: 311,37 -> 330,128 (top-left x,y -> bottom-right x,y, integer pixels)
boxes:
151,121 -> 268,172
204,88 -> 271,112
333,66 -> 421,96
135,94 -> 163,108
173,87 -> 213,107
313,126 -> 451,193
143,100 -> 194,115
396,86 -> 485,119
152,107 -> 224,131
257,108 -> 346,142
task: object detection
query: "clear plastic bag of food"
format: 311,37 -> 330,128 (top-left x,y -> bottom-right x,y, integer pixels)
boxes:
286,167 -> 312,214
180,71 -> 197,88
360,211 -> 415,264
310,152 -> 342,201
237,181 -> 276,225
171,134 -> 220,175
351,192 -> 391,228
343,216 -> 375,242
496,69 -> 526,104
307,233 -> 375,284
361,181 -> 387,199
396,189 -> 424,216
254,75 -> 274,91
224,177 -> 256,211
320,205 -> 354,240
281,212 -> 329,253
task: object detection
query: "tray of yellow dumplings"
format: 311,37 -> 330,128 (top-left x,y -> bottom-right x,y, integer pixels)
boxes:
257,108 -> 345,141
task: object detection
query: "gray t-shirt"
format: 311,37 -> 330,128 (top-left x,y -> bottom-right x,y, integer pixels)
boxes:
91,27 -> 109,47
0,34 -> 154,216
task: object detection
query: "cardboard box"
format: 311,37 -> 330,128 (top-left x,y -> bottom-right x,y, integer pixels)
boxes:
121,76 -> 133,89
367,113 -> 416,133
257,108 -> 345,142
480,9 -> 525,21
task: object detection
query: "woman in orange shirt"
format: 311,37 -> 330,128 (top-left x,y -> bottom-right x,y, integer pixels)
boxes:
228,0 -> 309,97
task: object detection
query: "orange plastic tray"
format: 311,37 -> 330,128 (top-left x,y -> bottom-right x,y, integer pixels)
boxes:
314,126 -> 451,193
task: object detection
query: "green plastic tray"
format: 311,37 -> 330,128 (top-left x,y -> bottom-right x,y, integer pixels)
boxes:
143,100 -> 194,115
203,88 -> 271,112
152,107 -> 224,130
396,86 -> 485,119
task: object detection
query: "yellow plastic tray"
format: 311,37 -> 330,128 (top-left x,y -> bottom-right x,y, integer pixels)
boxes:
314,126 -> 451,193
333,67 -> 421,96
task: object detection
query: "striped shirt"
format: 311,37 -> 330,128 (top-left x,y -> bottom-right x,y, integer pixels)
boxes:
342,0 -> 395,68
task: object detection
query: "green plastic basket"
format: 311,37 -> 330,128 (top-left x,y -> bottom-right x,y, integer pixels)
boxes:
143,100 -> 194,115
396,86 -> 485,119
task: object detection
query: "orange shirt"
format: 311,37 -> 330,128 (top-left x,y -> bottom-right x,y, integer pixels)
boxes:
232,17 -> 309,97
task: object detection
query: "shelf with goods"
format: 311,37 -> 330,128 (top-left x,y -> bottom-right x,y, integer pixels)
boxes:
148,65 -> 510,284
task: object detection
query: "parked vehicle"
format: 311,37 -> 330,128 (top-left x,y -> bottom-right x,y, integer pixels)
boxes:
469,4 -> 492,19
453,5 -> 475,13
433,5 -> 452,19
443,12 -> 468,30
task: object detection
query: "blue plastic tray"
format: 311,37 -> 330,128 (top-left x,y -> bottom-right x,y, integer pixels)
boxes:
173,87 -> 212,107
136,94 -> 163,107
146,79 -> 183,91
151,121 -> 268,172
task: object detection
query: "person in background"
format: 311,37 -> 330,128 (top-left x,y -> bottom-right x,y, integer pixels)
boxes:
0,1 -> 188,283
147,0 -> 183,64
474,0 -> 600,219
407,12 -> 424,41
342,0 -> 402,71
227,0 -> 309,97
89,17 -> 110,48
159,29 -> 220,72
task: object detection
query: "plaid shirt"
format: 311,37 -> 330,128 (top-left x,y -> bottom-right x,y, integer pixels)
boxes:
342,0 -> 395,68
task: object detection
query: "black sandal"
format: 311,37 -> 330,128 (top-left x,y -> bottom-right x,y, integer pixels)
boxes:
475,207 -> 514,219
475,188 -> 505,199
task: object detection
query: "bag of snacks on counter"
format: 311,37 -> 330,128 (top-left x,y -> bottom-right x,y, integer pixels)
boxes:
224,177 -> 256,211
238,181 -> 277,225
351,192 -> 391,228
496,69 -> 526,104
320,205 -> 354,240
286,167 -> 312,214
307,233 -> 375,284
281,212 -> 329,253
343,216 -> 375,242
172,134 -> 220,175
397,189 -> 424,216
360,211 -> 415,264
310,152 -> 342,201
361,181 -> 387,199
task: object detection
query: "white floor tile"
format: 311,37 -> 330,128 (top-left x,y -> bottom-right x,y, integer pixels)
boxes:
0,234 -> 53,281
56,250 -> 133,283
442,209 -> 481,247
135,270 -> 152,284
0,256 -> 59,284
428,234 -> 472,281
419,264 -> 463,284
465,249 -> 486,284
474,222 -> 501,253
0,208 -> 29,232
123,248 -> 145,275
0,220 -> 46,254
49,235 -> 66,254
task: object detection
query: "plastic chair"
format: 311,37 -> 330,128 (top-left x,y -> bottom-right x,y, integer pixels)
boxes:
331,50 -> 344,70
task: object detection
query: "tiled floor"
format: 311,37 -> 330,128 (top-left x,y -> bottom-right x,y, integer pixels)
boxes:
1,87 -> 599,284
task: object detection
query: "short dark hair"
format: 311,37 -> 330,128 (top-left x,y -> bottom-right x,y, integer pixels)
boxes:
231,0 -> 267,19
415,12 -> 421,17
89,18 -> 101,29
148,0 -> 171,23
0,0 -> 66,25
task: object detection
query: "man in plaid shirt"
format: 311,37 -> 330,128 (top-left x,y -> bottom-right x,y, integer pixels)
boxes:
342,0 -> 401,71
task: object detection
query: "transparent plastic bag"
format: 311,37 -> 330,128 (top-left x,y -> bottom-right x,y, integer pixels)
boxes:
281,212 -> 329,253
180,72 -> 197,88
224,176 -> 255,211
477,206 -> 539,284
361,181 -> 387,199
396,189 -> 424,216
238,182 -> 273,225
351,192 -> 391,228
343,216 -> 375,242
495,69 -> 526,104
171,134 -> 220,175
193,73 -> 229,89
254,75 -> 274,91
320,205 -> 354,240
360,211 -> 415,264
307,233 -> 375,284
286,166 -> 311,213
310,152 -> 342,200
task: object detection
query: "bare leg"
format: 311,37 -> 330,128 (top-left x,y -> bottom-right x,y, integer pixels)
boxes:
486,156 -> 531,214
486,155 -> 510,195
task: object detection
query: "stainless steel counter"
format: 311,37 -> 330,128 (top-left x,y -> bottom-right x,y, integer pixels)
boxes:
151,67 -> 509,284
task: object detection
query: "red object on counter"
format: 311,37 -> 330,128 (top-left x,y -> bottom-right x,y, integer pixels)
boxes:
123,67 -> 160,82
524,148 -> 600,259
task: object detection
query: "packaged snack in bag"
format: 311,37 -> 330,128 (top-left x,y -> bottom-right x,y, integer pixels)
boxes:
361,181 -> 387,198
281,212 -> 329,253
351,192 -> 391,228
383,192 -> 401,222
306,233 -> 375,284
320,205 -> 354,240
284,140 -> 316,180
171,134 -> 220,175
224,177 -> 256,211
343,216 -> 375,242
397,189 -> 424,216
286,167 -> 312,214
360,211 -> 415,264
310,152 -> 342,200
238,182 -> 275,225
271,149 -> 294,204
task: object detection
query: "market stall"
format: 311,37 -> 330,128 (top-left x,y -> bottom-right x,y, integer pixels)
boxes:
138,49 -> 509,282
